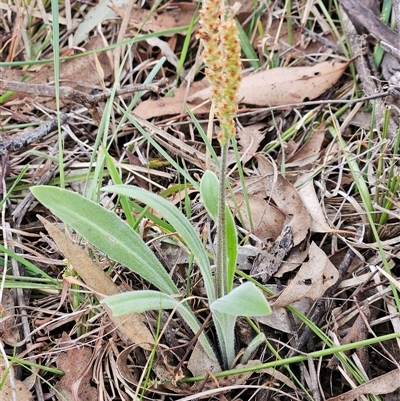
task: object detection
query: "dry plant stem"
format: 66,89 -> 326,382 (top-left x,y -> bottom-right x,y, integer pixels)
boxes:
381,41 -> 400,64
0,114 -> 68,155
392,0 -> 400,37
0,77 -> 168,104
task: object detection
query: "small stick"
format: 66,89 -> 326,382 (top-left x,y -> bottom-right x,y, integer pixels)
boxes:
0,114 -> 68,155
0,77 -> 169,105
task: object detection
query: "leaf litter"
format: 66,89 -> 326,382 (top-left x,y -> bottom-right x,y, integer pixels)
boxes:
1,0 -> 400,400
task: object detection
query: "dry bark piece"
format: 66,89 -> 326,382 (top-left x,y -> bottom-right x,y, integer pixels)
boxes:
338,0 -> 399,47
38,216 -> 155,349
0,115 -> 68,155
251,225 -> 294,283
272,242 -> 339,308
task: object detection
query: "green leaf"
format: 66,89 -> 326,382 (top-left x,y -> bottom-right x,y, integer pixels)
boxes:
102,290 -> 181,315
212,310 -> 237,369
200,170 -> 219,219
30,186 -> 178,295
200,171 -> 237,291
102,185 -> 216,302
210,282 -> 272,317
225,203 -> 237,292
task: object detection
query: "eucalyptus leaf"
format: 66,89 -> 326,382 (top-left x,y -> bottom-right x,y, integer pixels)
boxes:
210,282 -> 272,317
102,185 -> 216,302
30,186 -> 178,295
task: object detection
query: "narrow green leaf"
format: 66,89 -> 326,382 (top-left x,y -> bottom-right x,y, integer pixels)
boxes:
200,171 -> 237,291
102,185 -> 216,302
102,290 -> 180,315
30,186 -> 178,295
210,282 -> 271,317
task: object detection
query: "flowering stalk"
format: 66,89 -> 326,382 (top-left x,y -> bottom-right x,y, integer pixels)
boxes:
198,1 -> 241,299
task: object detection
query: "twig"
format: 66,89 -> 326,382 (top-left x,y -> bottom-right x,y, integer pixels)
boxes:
0,77 -> 169,105
381,41 -> 400,64
0,114 -> 68,155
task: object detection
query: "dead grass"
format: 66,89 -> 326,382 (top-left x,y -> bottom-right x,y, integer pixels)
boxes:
1,0 -> 400,400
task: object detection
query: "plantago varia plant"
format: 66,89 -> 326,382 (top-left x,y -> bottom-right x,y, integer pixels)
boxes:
31,0 -> 271,370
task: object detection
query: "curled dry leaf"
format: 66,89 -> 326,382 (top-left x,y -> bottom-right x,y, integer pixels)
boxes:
325,369 -> 400,401
189,60 -> 349,106
255,154 -> 311,246
228,193 -> 286,241
38,216 -> 155,350
296,173 -> 334,233
285,122 -> 326,167
237,124 -> 267,164
272,242 -> 339,308
55,333 -> 98,401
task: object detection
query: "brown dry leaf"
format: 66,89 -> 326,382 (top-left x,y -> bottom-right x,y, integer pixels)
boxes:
0,362 -> 33,401
0,289 -> 19,344
255,154 -> 311,245
55,333 -> 98,401
326,369 -> 400,401
286,122 -> 326,167
228,193 -> 286,241
258,296 -> 312,333
38,216 -> 155,350
32,36 -> 112,88
130,3 -> 198,34
237,124 -> 267,164
272,242 -> 339,308
189,60 -> 349,106
187,342 -> 222,378
133,80 -> 210,119
296,173 -> 334,233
